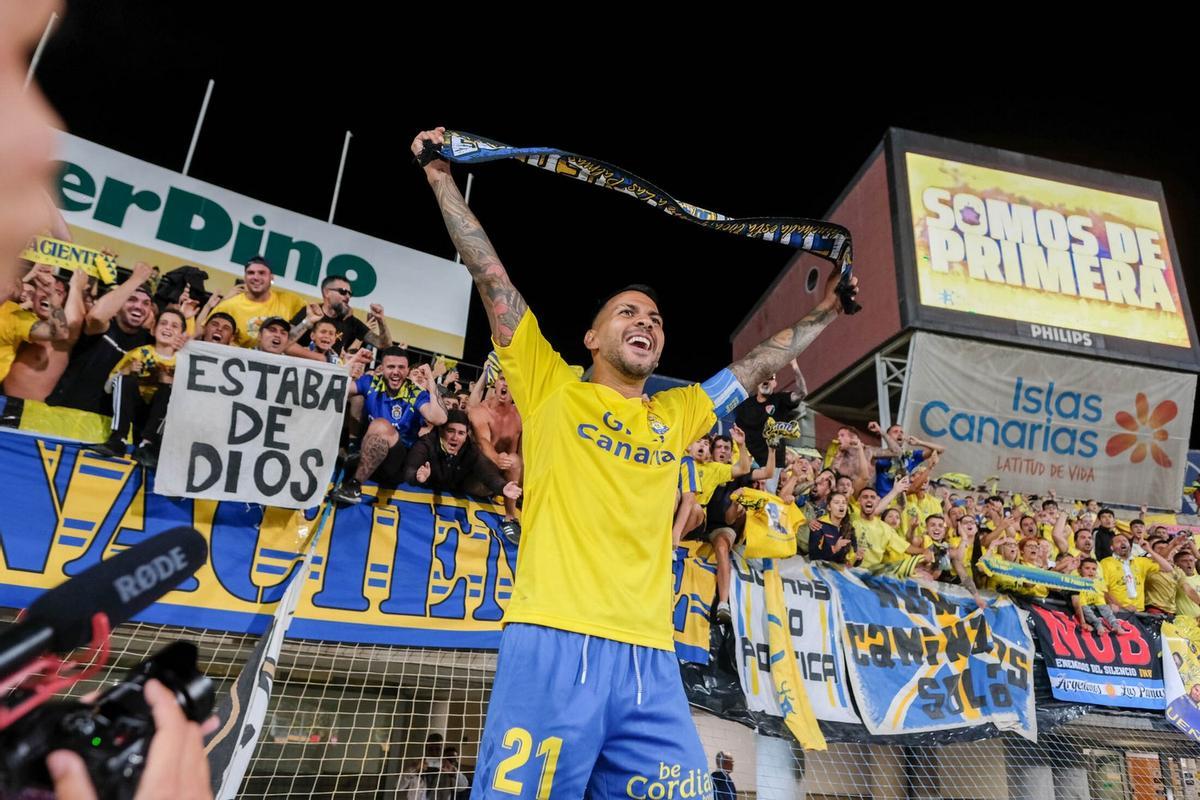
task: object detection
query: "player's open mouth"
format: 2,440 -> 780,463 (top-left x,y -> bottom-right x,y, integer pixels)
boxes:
625,333 -> 653,352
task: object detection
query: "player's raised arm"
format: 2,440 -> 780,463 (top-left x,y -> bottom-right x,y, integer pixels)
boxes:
727,269 -> 858,394
413,127 -> 528,347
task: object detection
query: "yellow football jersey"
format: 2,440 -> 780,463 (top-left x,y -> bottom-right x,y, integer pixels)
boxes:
496,312 -> 716,650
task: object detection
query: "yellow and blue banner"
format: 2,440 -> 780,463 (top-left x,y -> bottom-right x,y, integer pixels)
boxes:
672,540 -> 716,664
1163,619 -> 1200,743
0,430 -> 717,656
730,556 -> 858,724
20,235 -> 118,283
826,568 -> 1037,739
763,559 -> 826,750
977,555 -> 1096,593
0,430 -> 516,647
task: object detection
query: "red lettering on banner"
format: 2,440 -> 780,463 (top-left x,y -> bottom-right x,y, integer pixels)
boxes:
1082,628 -> 1116,663
1035,607 -> 1084,659
1035,606 -> 1150,667
1116,622 -> 1151,666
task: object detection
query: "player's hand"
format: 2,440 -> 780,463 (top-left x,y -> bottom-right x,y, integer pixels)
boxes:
415,461 -> 431,484
818,269 -> 858,315
502,481 -> 523,500
867,421 -> 881,434
496,452 -> 514,471
412,127 -> 451,181
730,424 -> 746,445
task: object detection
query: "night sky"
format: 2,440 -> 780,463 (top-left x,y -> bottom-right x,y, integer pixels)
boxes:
32,6 -> 1200,440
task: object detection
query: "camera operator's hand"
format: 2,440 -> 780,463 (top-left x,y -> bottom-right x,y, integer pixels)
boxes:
46,679 -> 217,800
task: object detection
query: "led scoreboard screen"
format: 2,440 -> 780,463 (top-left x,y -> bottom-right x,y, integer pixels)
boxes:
890,131 -> 1200,370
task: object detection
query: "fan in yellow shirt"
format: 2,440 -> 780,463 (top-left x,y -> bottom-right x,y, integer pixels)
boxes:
0,269 -> 72,383
686,433 -> 750,508
1175,550 -> 1200,619
86,308 -> 186,466
899,487 -> 945,542
1100,533 -> 1181,612
208,257 -> 305,347
851,478 -> 926,576
412,124 -> 859,799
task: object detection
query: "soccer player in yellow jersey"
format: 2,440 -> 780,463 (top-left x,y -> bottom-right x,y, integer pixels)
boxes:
413,126 -> 858,800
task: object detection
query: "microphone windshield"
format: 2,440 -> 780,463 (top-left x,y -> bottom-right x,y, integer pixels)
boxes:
25,527 -> 208,652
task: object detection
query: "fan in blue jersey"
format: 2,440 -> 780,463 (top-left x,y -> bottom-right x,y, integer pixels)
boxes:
330,346 -> 448,503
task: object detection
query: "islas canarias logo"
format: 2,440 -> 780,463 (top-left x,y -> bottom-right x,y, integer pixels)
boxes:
1105,393 -> 1178,468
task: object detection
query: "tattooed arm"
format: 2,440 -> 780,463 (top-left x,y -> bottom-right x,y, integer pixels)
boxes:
412,127 -> 528,347
727,270 -> 858,394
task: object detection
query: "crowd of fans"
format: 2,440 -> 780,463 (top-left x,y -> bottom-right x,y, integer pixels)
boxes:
5,251 -> 1197,627
0,255 -> 525,523
677,406 -> 1200,635
6,248 -> 1200,800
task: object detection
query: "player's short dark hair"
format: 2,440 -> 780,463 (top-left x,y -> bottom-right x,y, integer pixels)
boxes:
321,273 -> 351,289
245,255 -> 271,271
592,283 -> 660,324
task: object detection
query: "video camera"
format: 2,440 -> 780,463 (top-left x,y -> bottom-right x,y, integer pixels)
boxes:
0,528 -> 211,800
0,643 -> 213,800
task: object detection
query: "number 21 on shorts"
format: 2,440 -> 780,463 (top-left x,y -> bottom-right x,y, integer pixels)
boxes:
491,727 -> 563,799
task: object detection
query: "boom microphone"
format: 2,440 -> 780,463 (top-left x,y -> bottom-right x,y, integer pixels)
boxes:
0,527 -> 208,679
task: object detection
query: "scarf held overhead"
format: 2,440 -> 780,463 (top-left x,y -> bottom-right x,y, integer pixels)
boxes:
427,131 -> 858,311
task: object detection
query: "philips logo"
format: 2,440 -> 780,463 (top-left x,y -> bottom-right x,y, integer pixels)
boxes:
113,546 -> 190,603
1027,324 -> 1094,348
